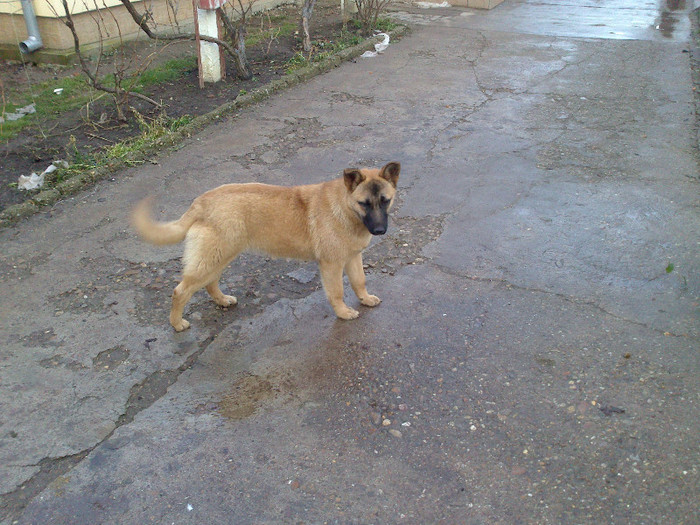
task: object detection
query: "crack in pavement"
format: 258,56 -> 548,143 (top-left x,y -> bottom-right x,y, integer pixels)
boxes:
0,333 -> 215,524
428,261 -> 697,340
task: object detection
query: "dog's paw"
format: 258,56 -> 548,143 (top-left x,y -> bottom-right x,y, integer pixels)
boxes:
361,295 -> 381,307
335,305 -> 360,320
172,318 -> 191,332
217,295 -> 238,307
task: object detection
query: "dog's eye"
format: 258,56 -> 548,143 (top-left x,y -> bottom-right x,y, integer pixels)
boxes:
360,200 -> 371,208
379,196 -> 390,205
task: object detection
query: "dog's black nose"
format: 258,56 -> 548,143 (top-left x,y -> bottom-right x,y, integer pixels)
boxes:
372,227 -> 386,235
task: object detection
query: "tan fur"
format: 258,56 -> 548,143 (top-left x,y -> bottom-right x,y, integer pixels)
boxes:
131,162 -> 400,331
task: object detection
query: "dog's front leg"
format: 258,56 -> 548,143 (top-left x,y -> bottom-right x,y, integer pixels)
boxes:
345,253 -> 381,307
319,260 -> 359,320
205,273 -> 238,308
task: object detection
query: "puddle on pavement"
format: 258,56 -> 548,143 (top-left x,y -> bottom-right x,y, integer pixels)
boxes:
92,345 -> 130,370
655,10 -> 679,38
218,373 -> 279,420
391,0 -> 691,41
19,327 -> 62,348
214,337 -> 375,421
38,354 -> 87,371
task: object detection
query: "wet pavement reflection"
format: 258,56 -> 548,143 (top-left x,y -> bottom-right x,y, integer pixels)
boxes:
399,0 -> 694,41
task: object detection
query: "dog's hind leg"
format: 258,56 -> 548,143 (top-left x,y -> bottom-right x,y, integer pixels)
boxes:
170,274 -> 207,332
170,227 -> 237,331
345,253 -> 381,307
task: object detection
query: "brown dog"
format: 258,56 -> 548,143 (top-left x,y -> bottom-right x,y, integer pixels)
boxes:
131,162 -> 400,331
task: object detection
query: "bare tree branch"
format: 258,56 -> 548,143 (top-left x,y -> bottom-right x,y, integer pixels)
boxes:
119,0 -> 254,80
56,0 -> 162,120
120,0 -> 157,38
354,0 -> 392,36
219,1 -> 253,80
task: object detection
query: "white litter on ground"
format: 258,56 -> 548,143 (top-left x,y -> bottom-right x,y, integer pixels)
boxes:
17,173 -> 45,191
361,33 -> 390,58
17,160 -> 69,191
416,1 -> 451,7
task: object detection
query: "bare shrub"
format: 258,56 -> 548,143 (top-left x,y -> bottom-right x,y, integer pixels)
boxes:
219,0 -> 257,80
354,0 -> 392,36
119,0 -> 254,80
53,0 -> 162,121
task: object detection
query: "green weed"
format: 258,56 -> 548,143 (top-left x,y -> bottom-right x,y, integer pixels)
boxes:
1,74 -> 91,142
133,57 -> 196,89
348,17 -> 397,34
245,20 -> 296,48
104,112 -> 192,165
375,18 -> 398,32
44,113 -> 193,185
1,58 -> 195,142
284,32 -> 364,74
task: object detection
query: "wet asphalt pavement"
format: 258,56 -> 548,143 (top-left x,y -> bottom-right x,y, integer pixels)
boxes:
1,0 -> 699,523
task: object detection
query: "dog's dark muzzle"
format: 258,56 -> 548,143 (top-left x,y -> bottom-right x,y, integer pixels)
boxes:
363,211 -> 388,236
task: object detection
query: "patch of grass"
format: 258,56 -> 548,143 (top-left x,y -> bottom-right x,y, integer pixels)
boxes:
347,17 -> 398,34
285,51 -> 312,73
317,33 -> 363,51
105,112 -> 193,163
45,113 -> 193,185
1,74 -> 92,142
135,57 -> 196,88
1,57 -> 195,142
284,32 -> 363,74
245,20 -> 297,48
375,18 -> 398,33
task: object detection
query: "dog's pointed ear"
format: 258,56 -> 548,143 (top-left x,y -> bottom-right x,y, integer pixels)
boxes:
344,168 -> 365,192
379,162 -> 400,187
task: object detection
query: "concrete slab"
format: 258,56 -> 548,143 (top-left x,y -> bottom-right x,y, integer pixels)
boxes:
1,0 -> 698,523
15,266 -> 700,523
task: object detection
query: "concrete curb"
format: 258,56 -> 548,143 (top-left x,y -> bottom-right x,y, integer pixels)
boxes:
0,26 -> 408,229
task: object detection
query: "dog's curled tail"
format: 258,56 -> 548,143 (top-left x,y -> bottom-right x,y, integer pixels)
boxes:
131,197 -> 196,246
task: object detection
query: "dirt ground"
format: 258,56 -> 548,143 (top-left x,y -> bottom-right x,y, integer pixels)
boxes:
0,0 -> 357,213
